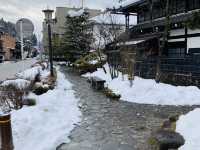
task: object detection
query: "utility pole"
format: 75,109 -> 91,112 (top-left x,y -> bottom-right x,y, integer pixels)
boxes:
81,0 -> 84,8
20,20 -> 24,60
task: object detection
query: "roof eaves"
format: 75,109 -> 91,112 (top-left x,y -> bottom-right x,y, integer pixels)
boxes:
116,0 -> 145,12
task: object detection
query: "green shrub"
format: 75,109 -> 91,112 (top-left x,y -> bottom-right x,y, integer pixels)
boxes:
74,52 -> 107,71
33,86 -> 49,95
23,98 -> 37,106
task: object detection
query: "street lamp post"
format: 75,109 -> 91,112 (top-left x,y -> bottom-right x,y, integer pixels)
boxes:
42,8 -> 54,77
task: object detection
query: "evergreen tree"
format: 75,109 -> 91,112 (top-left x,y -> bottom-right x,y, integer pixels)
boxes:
31,34 -> 38,46
62,11 -> 93,62
52,34 -> 63,57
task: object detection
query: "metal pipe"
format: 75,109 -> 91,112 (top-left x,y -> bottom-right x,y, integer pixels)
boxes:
0,114 -> 14,150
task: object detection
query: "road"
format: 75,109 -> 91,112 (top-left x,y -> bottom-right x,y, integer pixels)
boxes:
0,58 -> 38,81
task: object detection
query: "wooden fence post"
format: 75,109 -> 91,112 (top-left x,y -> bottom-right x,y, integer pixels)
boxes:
0,113 -> 14,150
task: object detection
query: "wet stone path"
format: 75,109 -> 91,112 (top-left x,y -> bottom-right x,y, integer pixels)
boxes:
58,68 -> 197,150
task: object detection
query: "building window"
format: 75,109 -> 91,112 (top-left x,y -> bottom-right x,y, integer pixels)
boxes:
152,2 -> 166,19
189,0 -> 200,10
177,0 -> 185,13
167,41 -> 186,58
138,11 -> 145,23
169,0 -> 185,15
138,6 -> 151,23
168,47 -> 185,58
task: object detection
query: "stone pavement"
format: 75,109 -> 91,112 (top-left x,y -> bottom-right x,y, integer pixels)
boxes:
58,68 -> 197,150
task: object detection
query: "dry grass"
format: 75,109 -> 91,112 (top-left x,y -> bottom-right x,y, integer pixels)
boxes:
0,85 -> 25,113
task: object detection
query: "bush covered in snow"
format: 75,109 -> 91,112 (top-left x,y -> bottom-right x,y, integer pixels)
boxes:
1,79 -> 31,90
74,52 -> 107,74
0,61 -> 52,113
31,61 -> 48,70
16,61 -> 48,82
16,66 -> 42,81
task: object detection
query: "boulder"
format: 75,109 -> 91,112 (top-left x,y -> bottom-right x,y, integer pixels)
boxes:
32,82 -> 50,95
151,129 -> 185,150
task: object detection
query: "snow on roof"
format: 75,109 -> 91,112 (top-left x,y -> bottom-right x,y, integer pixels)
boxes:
117,40 -> 144,46
90,12 -> 136,25
67,9 -> 85,17
90,13 -> 125,25
117,0 -> 141,9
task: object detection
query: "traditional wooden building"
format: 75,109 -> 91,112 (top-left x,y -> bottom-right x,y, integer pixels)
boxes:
107,0 -> 200,86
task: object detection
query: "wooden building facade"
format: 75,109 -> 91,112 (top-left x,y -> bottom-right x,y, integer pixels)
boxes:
106,0 -> 200,86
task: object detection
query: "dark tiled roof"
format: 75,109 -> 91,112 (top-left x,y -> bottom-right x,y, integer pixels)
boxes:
131,12 -> 192,30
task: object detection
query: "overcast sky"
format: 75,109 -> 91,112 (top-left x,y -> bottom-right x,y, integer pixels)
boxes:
0,0 -> 119,40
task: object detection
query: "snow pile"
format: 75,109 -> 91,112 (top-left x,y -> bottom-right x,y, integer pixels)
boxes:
176,109 -> 200,150
1,79 -> 31,90
82,64 -> 112,82
68,9 -> 84,17
88,60 -> 99,65
12,69 -> 81,150
57,62 -> 68,66
16,66 -> 42,81
83,64 -> 200,105
40,69 -> 50,80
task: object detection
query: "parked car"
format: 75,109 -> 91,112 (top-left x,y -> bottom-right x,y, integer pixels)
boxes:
0,55 -> 4,63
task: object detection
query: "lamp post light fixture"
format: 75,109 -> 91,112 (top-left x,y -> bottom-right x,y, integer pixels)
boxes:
42,8 -> 54,77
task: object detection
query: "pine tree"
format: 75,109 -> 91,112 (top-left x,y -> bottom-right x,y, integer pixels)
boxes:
52,34 -> 63,57
62,11 -> 93,62
31,34 -> 37,46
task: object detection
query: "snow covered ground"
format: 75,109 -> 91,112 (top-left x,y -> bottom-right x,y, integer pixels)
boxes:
83,64 -> 200,106
176,109 -> 200,150
11,69 -> 81,150
0,59 -> 38,81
